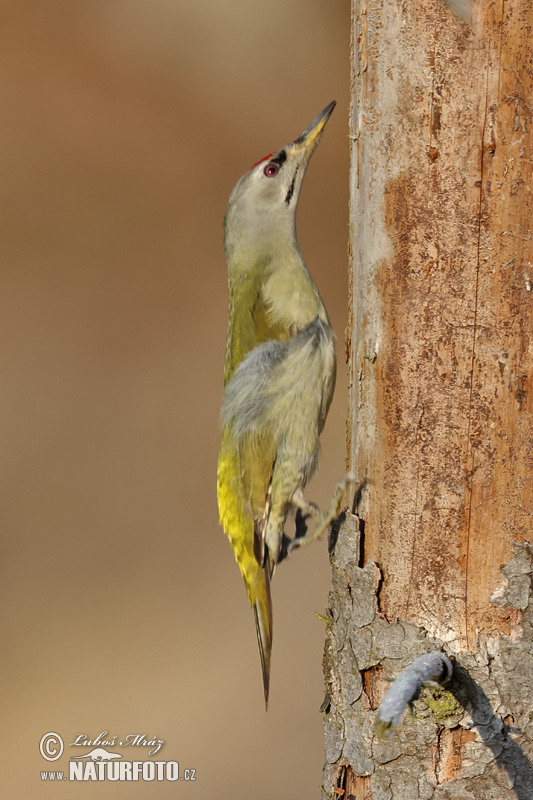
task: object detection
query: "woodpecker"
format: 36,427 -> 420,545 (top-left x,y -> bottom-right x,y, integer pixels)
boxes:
217,102 -> 340,707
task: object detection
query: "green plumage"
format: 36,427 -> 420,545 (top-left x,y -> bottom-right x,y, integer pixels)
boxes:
217,102 -> 337,706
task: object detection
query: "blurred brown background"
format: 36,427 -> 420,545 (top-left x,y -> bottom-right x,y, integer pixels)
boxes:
1,1 -> 350,796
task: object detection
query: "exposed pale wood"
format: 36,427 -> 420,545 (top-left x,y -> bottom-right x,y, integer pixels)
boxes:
348,0 -> 532,648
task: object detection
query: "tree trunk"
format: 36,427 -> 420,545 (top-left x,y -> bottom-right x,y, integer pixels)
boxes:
322,1 -> 532,797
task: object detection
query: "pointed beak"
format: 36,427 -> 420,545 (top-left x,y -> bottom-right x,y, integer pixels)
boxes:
291,100 -> 336,157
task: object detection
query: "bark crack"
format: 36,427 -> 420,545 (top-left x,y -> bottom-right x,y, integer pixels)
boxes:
497,1 -> 505,103
464,50 -> 491,648
427,26 -> 438,181
404,397 -> 424,619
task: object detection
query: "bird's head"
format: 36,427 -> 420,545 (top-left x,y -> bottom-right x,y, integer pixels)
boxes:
224,101 -> 336,257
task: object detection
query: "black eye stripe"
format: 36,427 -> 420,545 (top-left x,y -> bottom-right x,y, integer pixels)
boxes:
269,150 -> 287,168
285,167 -> 298,205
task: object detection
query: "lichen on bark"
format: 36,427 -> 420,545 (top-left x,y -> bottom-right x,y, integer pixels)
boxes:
322,516 -> 533,799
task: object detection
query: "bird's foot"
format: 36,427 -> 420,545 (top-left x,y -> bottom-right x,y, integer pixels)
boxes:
291,488 -> 320,517
288,473 -> 354,555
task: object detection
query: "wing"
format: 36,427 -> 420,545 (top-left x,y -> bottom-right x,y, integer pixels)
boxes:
218,267 -> 286,706
223,268 -> 287,384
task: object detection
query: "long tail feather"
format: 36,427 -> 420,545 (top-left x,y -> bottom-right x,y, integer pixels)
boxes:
253,565 -> 273,709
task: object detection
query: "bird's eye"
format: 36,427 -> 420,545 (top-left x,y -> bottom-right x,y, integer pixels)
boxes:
264,163 -> 279,178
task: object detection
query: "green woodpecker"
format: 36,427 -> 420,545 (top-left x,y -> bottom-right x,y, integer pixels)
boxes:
217,102 -> 337,707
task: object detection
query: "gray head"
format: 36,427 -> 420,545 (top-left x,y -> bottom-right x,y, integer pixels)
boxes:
224,102 -> 336,256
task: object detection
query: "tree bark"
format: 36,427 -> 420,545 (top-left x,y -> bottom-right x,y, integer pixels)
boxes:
322,1 -> 532,797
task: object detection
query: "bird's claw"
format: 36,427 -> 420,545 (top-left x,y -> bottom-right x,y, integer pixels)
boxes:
288,473 -> 354,555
